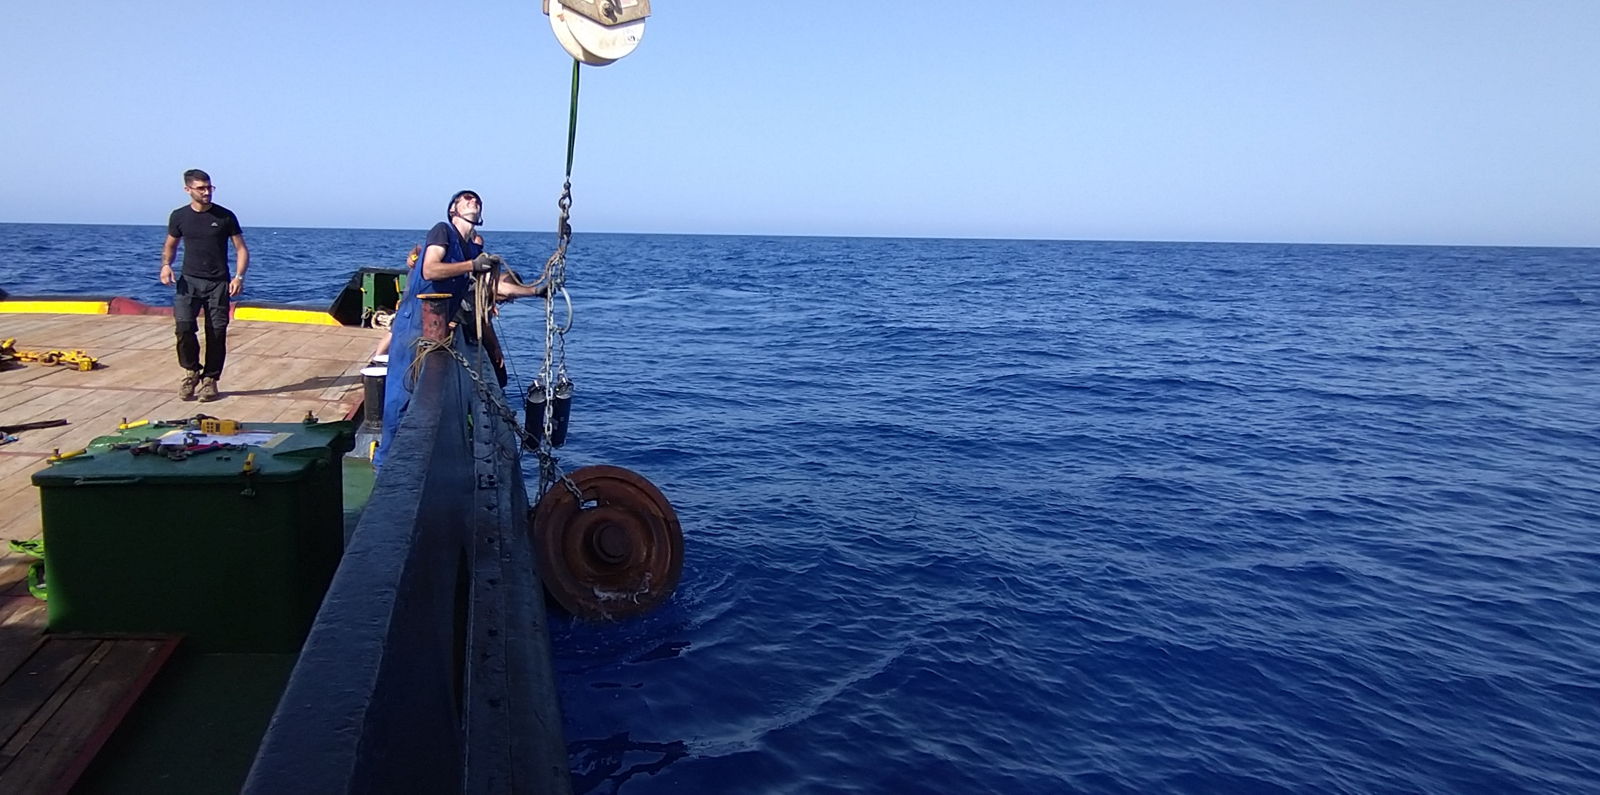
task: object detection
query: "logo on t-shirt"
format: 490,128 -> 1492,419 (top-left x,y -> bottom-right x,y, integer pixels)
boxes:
211,222 -> 219,227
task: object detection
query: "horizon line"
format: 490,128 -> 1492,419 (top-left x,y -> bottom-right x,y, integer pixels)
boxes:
0,220 -> 1593,251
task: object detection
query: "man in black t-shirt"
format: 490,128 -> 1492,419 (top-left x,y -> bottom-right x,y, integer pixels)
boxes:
160,169 -> 250,402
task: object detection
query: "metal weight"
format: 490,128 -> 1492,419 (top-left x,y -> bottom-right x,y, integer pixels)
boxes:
531,465 -> 682,621
549,378 -> 572,448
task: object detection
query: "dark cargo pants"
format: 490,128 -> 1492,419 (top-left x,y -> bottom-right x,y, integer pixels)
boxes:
174,275 -> 230,379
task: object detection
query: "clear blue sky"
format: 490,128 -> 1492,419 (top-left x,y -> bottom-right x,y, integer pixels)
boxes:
2,1 -> 1596,246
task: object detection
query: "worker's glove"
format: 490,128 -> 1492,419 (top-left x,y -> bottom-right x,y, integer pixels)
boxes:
471,253 -> 496,274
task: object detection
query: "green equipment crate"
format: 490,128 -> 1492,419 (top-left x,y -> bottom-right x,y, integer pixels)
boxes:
32,421 -> 355,653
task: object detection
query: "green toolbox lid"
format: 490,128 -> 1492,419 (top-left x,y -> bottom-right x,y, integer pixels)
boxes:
32,420 -> 356,488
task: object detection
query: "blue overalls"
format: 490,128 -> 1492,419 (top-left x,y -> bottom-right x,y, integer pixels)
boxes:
374,225 -> 480,470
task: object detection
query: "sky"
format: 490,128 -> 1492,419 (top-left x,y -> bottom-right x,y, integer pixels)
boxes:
1,1 -> 1596,246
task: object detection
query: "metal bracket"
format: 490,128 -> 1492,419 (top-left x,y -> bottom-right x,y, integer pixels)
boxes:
555,0 -> 650,26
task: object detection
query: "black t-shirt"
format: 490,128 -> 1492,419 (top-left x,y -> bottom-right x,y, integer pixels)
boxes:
168,204 -> 242,281
424,221 -> 481,260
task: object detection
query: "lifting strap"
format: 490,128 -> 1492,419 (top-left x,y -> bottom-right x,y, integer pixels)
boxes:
8,539 -> 46,601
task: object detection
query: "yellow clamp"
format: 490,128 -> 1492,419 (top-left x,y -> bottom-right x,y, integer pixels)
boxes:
119,418 -> 150,430
13,348 -> 98,371
66,351 -> 97,371
242,452 -> 257,474
48,448 -> 87,463
200,418 -> 242,435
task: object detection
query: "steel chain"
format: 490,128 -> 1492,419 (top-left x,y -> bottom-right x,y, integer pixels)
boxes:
536,181 -> 574,497
438,341 -> 585,503
432,184 -> 579,502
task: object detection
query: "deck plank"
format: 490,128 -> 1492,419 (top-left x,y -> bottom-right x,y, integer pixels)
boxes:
0,638 -> 173,795
0,456 -> 42,483
0,387 -> 52,420
10,392 -> 132,454
0,600 -> 47,682
0,502 -> 42,538
0,485 -> 42,530
0,639 -> 102,756
0,641 -> 115,785
0,388 -> 79,428
0,558 -> 36,599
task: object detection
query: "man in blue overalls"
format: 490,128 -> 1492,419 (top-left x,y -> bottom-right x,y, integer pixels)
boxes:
374,190 -> 492,470
375,190 -> 546,469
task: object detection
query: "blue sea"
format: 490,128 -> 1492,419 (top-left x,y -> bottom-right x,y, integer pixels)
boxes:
4,223 -> 1599,794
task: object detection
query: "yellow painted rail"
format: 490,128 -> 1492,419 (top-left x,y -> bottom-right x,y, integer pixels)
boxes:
0,300 -> 109,314
234,306 -> 342,326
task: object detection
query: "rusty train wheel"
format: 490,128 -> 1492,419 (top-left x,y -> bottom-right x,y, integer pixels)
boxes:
531,465 -> 682,622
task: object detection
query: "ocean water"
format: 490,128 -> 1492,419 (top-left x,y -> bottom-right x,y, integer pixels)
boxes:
3,223 -> 1599,794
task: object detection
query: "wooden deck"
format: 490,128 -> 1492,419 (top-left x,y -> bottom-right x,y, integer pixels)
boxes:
0,312 -> 380,795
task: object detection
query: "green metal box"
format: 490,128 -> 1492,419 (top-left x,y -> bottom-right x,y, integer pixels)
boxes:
32,421 -> 354,653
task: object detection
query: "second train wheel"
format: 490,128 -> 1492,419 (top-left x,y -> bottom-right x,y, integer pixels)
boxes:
531,465 -> 683,621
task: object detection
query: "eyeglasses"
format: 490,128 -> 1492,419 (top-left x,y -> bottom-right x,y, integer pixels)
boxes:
187,185 -> 215,192
456,194 -> 480,204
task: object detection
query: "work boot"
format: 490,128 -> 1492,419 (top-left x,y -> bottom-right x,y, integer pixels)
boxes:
197,376 -> 219,402
179,371 -> 201,401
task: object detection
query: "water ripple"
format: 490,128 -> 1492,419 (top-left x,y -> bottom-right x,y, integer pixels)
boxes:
4,227 -> 1599,793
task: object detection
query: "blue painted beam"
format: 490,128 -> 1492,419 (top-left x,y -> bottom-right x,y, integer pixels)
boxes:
244,336 -> 571,795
